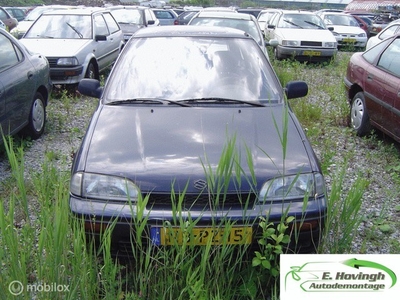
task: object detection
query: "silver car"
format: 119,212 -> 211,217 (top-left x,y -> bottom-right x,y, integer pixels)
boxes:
20,7 -> 125,86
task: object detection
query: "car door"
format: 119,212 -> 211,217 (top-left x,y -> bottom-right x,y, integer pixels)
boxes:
375,38 -> 400,140
93,12 -> 122,70
265,11 -> 280,40
0,32 -> 34,136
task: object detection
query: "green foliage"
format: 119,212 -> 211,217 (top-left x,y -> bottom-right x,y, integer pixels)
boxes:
240,1 -> 258,8
0,0 -> 47,6
252,216 -> 294,278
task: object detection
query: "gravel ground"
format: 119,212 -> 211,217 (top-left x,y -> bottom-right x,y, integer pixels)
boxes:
1,52 -> 399,254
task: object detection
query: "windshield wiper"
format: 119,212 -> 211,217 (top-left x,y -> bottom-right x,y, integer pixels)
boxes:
182,98 -> 265,107
304,20 -> 325,29
283,19 -> 303,28
107,98 -> 191,107
66,22 -> 83,38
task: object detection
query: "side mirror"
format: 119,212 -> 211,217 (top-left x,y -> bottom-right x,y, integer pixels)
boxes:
78,79 -> 103,98
285,81 -> 308,99
147,20 -> 155,25
266,39 -> 279,47
327,26 -> 334,31
95,35 -> 107,41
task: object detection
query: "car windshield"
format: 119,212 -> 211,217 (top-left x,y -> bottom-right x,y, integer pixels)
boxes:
104,36 -> 281,104
279,13 -> 326,29
111,9 -> 143,25
324,14 -> 358,26
189,18 -> 262,45
24,14 -> 92,39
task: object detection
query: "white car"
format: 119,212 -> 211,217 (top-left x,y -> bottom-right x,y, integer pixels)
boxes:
20,7 -> 124,86
257,8 -> 280,36
366,19 -> 400,49
317,12 -> 367,49
188,11 -> 270,58
10,5 -> 77,39
265,10 -> 337,62
0,19 -> 5,30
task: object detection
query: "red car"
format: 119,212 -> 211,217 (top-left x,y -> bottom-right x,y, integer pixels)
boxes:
352,15 -> 369,36
344,33 -> 400,143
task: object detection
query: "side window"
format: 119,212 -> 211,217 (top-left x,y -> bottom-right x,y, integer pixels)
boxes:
380,25 -> 400,40
377,38 -> 400,77
103,12 -> 120,34
155,11 -> 172,19
0,9 -> 7,20
363,38 -> 391,63
0,34 -> 21,72
94,14 -> 109,36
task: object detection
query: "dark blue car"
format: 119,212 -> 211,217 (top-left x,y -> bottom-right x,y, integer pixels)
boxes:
69,26 -> 327,255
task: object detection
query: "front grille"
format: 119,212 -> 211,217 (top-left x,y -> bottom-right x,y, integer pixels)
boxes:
146,192 -> 257,211
46,57 -> 58,68
301,41 -> 322,47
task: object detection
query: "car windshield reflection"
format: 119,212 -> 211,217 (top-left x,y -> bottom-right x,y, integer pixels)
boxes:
24,15 -> 92,39
104,37 -> 281,104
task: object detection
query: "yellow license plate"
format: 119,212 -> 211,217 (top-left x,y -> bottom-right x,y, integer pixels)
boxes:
343,38 -> 356,43
160,226 -> 252,245
303,50 -> 321,56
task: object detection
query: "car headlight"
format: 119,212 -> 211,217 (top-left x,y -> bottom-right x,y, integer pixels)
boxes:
358,33 -> 366,37
57,57 -> 79,66
324,42 -> 337,48
70,172 -> 140,202
258,173 -> 325,202
282,40 -> 299,47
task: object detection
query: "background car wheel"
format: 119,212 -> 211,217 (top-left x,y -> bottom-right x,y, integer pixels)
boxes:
350,91 -> 371,136
22,92 -> 46,139
85,62 -> 98,80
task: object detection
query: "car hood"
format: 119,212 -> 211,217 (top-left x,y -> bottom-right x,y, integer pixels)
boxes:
330,25 -> 365,34
80,105 -> 315,193
19,38 -> 92,57
277,28 -> 336,42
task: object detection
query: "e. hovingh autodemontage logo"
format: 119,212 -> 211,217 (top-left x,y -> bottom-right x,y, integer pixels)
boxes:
284,258 -> 397,292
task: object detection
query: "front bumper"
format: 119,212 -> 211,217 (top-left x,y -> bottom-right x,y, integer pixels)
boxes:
49,66 -> 84,85
335,36 -> 367,48
69,195 -> 327,254
277,45 -> 337,61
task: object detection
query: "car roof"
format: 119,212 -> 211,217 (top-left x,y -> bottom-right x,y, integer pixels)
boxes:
132,25 -> 253,38
194,11 -> 254,20
108,5 -> 150,11
282,10 -> 317,15
41,7 -> 108,16
320,12 -> 351,16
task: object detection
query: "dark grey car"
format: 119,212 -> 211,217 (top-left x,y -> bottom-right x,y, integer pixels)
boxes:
0,28 -> 51,142
70,26 -> 327,255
